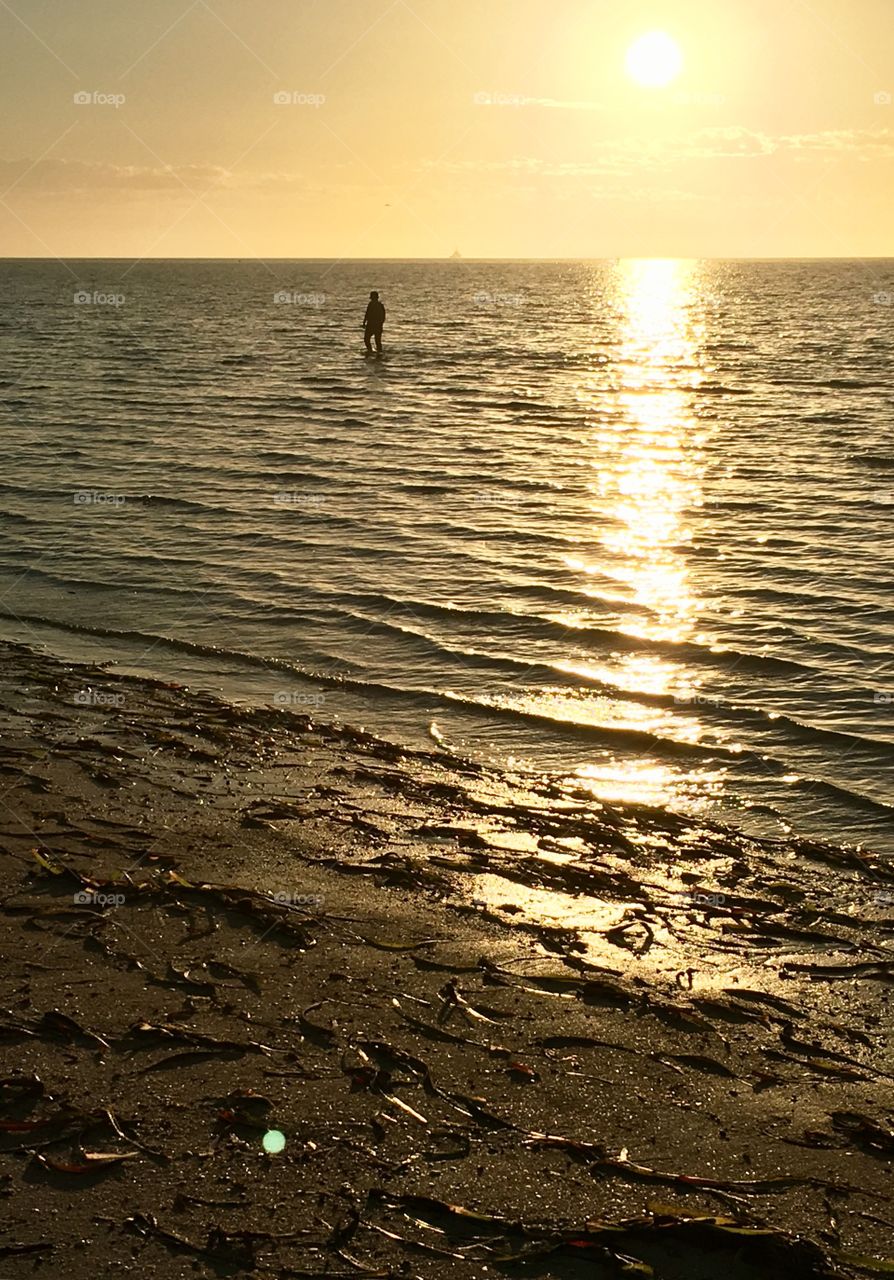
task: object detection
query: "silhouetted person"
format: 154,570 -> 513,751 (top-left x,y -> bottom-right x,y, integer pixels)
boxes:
363,290 -> 386,354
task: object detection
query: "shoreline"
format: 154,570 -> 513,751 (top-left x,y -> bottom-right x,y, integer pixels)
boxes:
1,639 -> 892,1278
1,610 -> 889,860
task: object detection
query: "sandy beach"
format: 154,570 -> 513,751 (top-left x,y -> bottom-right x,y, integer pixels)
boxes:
0,640 -> 891,1278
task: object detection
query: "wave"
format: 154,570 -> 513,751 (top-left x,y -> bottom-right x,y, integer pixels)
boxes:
0,606 -> 742,760
693,382 -> 753,395
131,493 -> 240,514
823,378 -> 887,389
4,603 -> 891,770
802,412 -> 864,424
851,454 -> 894,472
313,590 -> 816,678
17,604 -> 894,826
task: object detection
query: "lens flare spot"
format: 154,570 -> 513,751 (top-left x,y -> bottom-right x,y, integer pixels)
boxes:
262,1129 -> 286,1155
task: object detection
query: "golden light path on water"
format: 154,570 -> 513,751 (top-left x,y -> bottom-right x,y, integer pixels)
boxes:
562,259 -> 727,812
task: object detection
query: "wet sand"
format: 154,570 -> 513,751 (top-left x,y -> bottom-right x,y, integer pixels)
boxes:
0,640 -> 892,1278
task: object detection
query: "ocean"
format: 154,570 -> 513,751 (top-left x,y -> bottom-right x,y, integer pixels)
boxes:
1,257 -> 892,853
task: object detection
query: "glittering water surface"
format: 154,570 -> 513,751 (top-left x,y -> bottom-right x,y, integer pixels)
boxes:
1,258 -> 893,850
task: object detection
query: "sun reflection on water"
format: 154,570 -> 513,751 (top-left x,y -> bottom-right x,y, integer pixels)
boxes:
594,258 -> 704,648
573,760 -> 726,811
563,259 -> 722,810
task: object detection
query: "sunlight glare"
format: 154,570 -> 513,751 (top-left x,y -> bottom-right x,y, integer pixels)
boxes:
625,31 -> 683,88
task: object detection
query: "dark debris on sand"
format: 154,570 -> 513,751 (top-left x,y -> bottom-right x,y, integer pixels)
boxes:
0,641 -> 892,1279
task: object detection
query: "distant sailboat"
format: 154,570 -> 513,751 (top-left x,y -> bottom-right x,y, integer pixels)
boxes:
449,248 -> 463,260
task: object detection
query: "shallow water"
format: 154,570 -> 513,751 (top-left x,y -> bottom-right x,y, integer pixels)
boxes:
1,257 -> 893,850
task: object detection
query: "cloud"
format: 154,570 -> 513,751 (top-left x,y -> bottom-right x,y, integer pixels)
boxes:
0,157 -> 233,193
3,126 -> 889,202
677,126 -> 777,158
684,125 -> 894,159
0,156 -> 326,195
423,126 -> 894,178
779,127 -> 894,156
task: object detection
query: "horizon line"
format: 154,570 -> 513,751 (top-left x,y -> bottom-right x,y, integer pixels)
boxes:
2,254 -> 893,263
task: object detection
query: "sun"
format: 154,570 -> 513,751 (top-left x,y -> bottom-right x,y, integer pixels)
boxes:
625,31 -> 683,89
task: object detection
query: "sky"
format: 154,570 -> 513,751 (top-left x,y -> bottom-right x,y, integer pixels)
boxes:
0,0 -> 892,258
